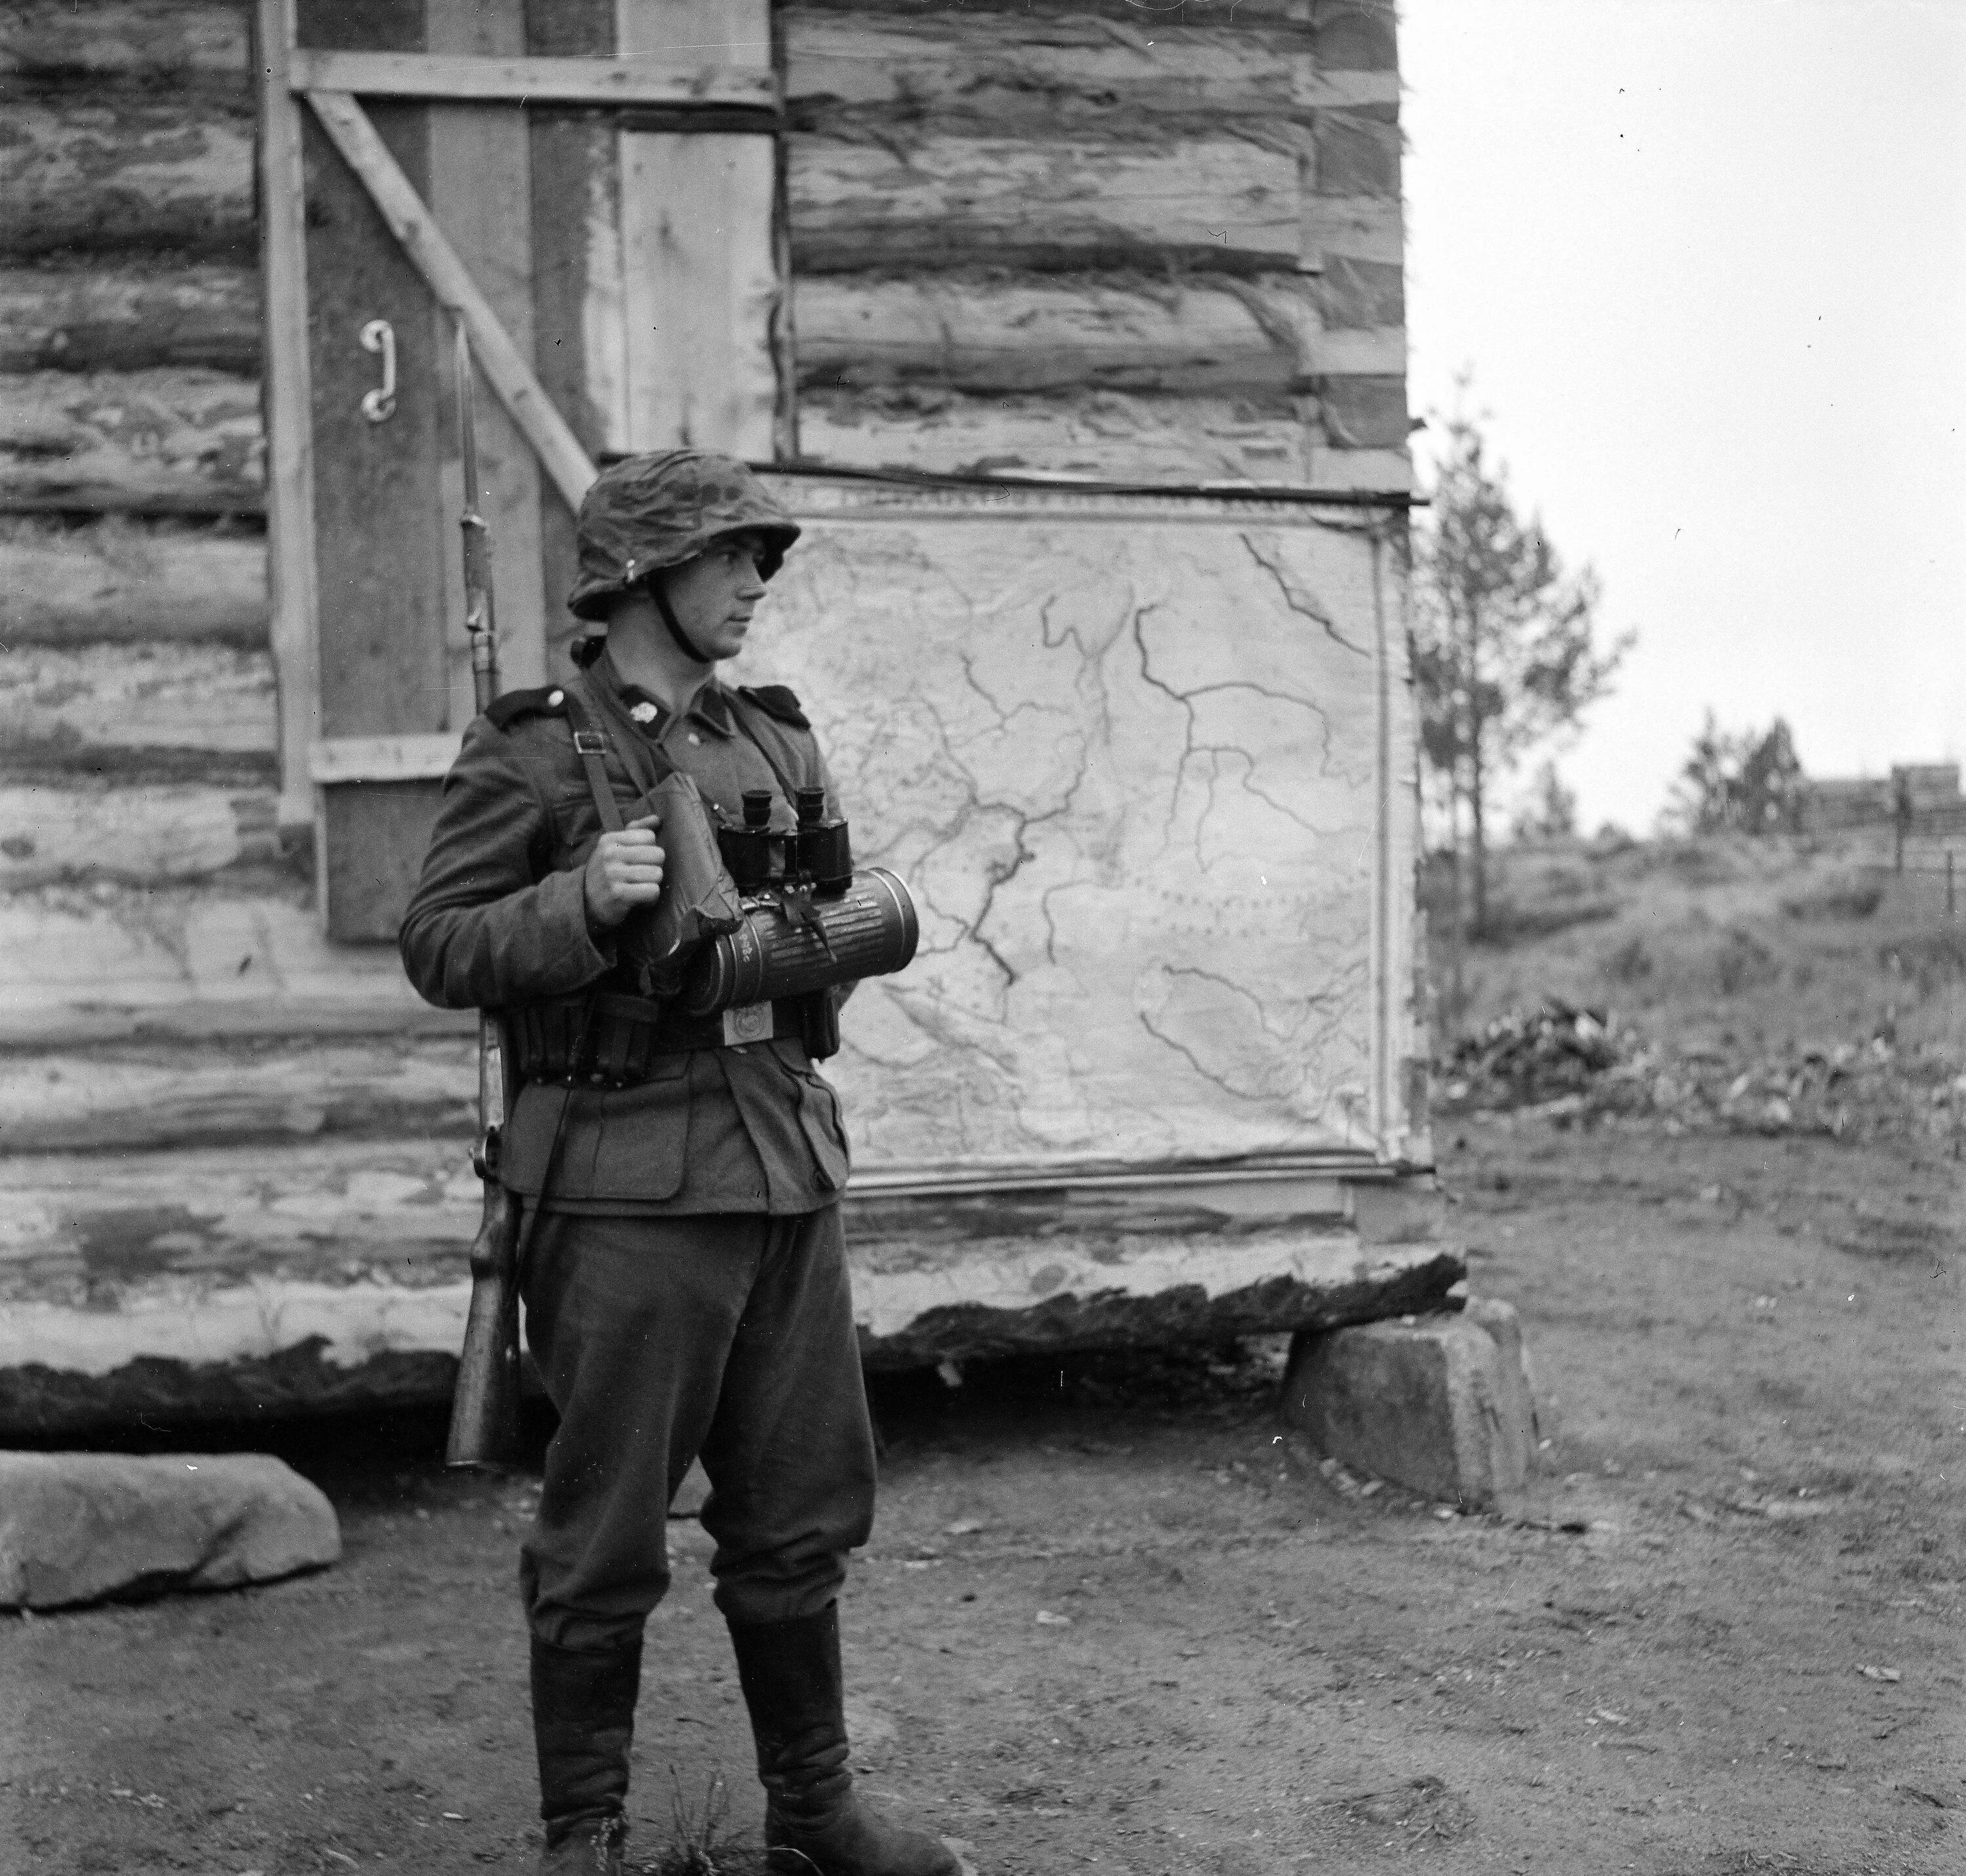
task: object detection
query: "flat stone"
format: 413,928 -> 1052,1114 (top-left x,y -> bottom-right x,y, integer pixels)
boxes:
1282,1302 -> 1539,1510
0,1451 -> 340,1610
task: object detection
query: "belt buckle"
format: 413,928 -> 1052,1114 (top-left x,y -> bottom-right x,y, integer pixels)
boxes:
720,1003 -> 773,1046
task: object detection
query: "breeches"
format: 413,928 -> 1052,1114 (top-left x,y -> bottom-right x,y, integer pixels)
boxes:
517,1203 -> 877,1652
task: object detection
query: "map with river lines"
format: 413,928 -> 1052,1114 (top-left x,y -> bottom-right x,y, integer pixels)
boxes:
746,488 -> 1414,1177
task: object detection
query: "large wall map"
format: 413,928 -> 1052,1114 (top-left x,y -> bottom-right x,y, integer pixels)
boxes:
750,482 -> 1416,1181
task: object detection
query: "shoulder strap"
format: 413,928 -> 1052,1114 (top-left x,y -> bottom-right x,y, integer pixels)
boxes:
726,688 -> 810,805
559,684 -> 638,833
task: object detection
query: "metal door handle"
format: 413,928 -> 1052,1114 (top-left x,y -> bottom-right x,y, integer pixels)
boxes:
360,318 -> 396,423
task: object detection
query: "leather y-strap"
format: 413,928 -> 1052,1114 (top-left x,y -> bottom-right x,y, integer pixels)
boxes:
560,680 -> 665,833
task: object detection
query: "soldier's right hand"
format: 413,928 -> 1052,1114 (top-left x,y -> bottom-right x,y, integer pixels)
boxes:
583,813 -> 665,929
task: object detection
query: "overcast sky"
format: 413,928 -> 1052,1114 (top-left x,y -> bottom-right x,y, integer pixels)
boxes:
1399,0 -> 1966,833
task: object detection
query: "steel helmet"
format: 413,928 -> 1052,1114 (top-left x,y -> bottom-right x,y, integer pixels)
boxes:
566,450 -> 801,623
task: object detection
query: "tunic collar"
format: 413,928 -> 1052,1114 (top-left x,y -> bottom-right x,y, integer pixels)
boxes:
592,646 -> 735,739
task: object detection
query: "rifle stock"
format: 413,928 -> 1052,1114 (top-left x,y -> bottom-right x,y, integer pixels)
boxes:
444,322 -> 525,1468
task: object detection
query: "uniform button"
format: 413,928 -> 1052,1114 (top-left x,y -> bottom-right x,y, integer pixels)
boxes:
687,732 -> 702,746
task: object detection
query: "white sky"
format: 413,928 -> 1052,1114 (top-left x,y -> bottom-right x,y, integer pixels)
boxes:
1399,0 -> 1966,832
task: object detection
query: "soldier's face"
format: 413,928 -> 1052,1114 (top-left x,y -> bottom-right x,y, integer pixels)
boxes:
661,533 -> 771,661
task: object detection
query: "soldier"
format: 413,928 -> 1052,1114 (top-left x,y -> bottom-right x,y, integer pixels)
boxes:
399,451 -> 959,1876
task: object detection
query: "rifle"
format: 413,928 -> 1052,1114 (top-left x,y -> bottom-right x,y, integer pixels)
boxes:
445,321 -> 524,1468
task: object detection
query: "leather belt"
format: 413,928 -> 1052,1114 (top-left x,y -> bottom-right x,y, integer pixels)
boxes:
509,992 -> 803,1088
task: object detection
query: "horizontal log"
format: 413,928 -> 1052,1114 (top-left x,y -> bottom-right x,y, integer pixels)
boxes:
0,261 -> 260,374
0,369 -> 265,514
0,782 -> 281,890
0,2 -> 250,87
0,98 -> 256,259
783,9 -> 1398,134
0,1036 -> 477,1154
790,133 -> 1400,274
1317,374 -> 1410,450
794,274 -> 1404,396
0,642 -> 275,781
798,387 -> 1411,491
0,1134 -> 1459,1426
0,514 -> 267,647
0,887 -> 454,1046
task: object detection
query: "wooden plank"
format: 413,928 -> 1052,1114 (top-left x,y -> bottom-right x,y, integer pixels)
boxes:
289,47 -> 775,104
619,132 -> 781,453
789,134 -> 1399,275
296,1 -> 453,937
0,1 -> 251,84
794,274 -> 1404,396
0,643 -> 277,782
260,0 -> 324,832
308,732 -> 460,782
0,516 -> 265,649
0,262 -> 260,376
305,88 -> 598,512
0,888 -> 446,1044
427,0 -> 548,706
528,0 -> 622,668
0,1133 -> 1460,1428
0,1037 -> 476,1155
782,8 -> 1395,130
0,369 -> 263,514
0,98 -> 256,259
319,779 -> 447,941
616,0 -> 780,456
0,783 -> 279,890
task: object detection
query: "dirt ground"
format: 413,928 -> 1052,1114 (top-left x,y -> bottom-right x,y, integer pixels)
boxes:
4,1114 -> 1961,1876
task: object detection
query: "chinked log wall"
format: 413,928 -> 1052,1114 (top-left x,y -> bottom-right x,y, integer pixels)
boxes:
0,1 -> 1417,1406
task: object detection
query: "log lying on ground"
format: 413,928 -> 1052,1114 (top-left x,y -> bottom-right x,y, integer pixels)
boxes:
0,1 -> 251,86
0,98 -> 256,259
0,885 -> 455,1046
798,386 -> 1411,491
0,514 -> 266,647
794,273 -> 1404,396
790,133 -> 1401,275
0,642 -> 275,782
0,369 -> 265,513
0,261 -> 261,375
0,782 -> 282,890
0,1035 -> 477,1153
0,1134 -> 1461,1429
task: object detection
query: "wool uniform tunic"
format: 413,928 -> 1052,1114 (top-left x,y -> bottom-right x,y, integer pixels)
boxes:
399,647 -> 877,1653
400,645 -> 853,1214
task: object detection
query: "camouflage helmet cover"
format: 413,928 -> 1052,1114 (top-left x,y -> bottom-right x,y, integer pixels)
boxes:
566,450 -> 801,622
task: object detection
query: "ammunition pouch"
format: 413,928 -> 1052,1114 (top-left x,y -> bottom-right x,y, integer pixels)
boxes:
509,991 -> 829,1087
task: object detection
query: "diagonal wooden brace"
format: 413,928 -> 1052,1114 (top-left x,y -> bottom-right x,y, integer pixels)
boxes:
304,89 -> 599,515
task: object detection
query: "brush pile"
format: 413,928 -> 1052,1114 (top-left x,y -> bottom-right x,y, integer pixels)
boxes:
1437,1001 -> 1635,1112
1438,1002 -> 1966,1144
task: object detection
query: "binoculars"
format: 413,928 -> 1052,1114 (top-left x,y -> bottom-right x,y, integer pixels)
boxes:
681,788 -> 918,1027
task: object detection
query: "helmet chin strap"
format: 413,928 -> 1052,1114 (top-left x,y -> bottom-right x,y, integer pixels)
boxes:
650,581 -> 716,666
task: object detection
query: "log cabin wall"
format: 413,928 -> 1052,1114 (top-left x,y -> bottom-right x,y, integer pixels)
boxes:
0,0 -> 1412,1426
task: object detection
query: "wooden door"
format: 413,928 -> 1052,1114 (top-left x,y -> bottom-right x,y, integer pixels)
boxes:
258,0 -> 781,941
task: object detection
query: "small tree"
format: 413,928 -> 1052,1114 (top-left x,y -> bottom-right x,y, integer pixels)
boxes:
1510,759 -> 1579,843
1413,397 -> 1632,933
1668,714 -> 1805,834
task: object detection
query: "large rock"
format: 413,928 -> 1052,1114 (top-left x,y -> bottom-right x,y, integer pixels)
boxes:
1282,1302 -> 1538,1510
0,1451 -> 340,1609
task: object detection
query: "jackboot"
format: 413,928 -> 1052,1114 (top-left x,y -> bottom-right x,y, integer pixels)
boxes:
530,1634 -> 641,1875
727,1605 -> 959,1876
